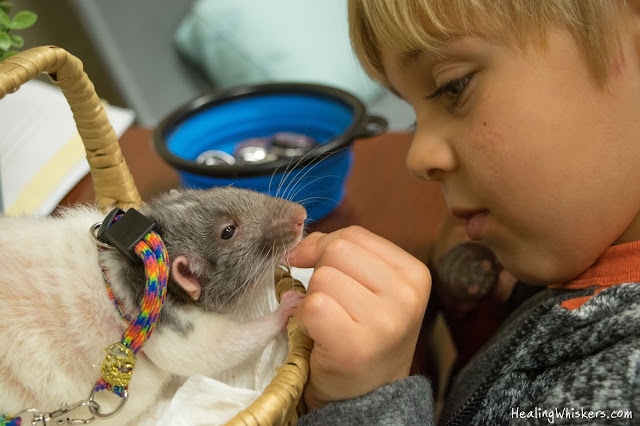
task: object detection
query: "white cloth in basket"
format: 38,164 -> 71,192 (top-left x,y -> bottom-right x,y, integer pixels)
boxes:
137,267 -> 313,425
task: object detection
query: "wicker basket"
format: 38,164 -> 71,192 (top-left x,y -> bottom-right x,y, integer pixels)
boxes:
0,45 -> 312,425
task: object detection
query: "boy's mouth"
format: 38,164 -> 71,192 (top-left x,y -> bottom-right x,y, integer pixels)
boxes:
452,208 -> 490,240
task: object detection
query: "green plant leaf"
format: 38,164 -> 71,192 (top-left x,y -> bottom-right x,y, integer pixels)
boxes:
0,2 -> 13,12
0,49 -> 17,61
0,32 -> 11,50
0,9 -> 10,27
10,10 -> 37,29
9,32 -> 21,47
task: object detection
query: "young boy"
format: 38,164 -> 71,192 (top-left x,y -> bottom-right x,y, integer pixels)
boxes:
290,0 -> 640,424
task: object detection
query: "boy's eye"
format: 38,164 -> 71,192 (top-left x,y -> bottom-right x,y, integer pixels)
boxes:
221,225 -> 236,240
426,72 -> 475,108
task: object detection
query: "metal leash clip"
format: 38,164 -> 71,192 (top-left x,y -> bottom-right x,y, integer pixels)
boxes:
16,399 -> 99,425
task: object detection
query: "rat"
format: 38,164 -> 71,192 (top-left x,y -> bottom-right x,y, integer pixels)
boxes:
0,187 -> 307,425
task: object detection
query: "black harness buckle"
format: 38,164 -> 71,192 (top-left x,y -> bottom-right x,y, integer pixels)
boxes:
97,208 -> 156,262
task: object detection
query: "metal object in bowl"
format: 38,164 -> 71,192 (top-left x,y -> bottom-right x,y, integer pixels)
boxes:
269,132 -> 319,157
233,137 -> 278,164
196,150 -> 236,166
235,145 -> 279,164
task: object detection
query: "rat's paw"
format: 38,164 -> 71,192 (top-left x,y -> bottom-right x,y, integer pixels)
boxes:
275,291 -> 305,328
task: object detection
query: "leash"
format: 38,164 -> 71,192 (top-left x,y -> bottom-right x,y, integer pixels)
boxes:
1,208 -> 168,426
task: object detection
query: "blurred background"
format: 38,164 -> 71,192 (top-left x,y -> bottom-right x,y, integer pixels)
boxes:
19,0 -> 414,129
3,0 -> 415,216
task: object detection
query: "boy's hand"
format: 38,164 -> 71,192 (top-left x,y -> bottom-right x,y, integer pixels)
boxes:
288,226 -> 431,410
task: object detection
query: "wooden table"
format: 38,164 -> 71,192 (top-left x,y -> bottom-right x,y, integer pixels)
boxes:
59,127 -> 448,264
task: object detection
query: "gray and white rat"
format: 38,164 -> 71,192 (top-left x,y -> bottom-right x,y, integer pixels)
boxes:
0,187 -> 307,425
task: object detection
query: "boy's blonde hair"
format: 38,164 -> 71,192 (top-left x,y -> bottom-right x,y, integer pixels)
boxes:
348,0 -> 627,86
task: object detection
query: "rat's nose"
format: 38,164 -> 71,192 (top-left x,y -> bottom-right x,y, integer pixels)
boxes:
406,125 -> 457,181
292,204 -> 307,231
264,202 -> 307,244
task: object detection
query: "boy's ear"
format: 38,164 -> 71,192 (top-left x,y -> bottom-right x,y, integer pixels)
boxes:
171,255 -> 202,300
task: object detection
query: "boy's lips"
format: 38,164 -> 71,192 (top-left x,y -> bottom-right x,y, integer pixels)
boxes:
452,208 -> 490,240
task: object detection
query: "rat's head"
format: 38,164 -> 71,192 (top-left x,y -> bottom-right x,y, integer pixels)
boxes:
139,187 -> 306,311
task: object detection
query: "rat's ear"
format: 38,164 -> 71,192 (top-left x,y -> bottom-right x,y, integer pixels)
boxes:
171,255 -> 201,300
169,189 -> 180,195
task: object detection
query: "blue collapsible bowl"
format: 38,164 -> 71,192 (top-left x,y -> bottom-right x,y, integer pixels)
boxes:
153,83 -> 387,222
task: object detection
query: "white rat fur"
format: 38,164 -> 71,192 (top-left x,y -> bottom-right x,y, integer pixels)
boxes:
0,188 -> 306,425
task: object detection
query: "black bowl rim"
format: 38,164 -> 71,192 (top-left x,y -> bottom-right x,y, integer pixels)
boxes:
153,82 -> 368,178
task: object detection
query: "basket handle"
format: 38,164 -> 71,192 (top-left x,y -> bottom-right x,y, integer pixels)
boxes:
225,267 -> 312,426
0,45 -> 142,211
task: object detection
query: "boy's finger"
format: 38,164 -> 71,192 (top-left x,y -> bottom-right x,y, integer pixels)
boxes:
307,264 -> 379,323
313,238 -> 396,295
287,232 -> 327,268
294,291 -> 357,352
289,227 -> 429,288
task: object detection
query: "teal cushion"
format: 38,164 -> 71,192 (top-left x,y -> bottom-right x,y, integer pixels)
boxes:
175,0 -> 383,105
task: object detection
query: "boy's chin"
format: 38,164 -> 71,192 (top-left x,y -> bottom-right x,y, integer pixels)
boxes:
499,255 -> 579,286
490,247 -> 553,286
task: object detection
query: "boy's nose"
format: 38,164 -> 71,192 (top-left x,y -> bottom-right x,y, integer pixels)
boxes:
406,128 -> 457,181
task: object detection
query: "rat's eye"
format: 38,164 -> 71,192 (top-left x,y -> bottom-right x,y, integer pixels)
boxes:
221,225 -> 236,240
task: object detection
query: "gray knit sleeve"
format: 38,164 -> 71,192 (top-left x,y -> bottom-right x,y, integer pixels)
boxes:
297,375 -> 435,426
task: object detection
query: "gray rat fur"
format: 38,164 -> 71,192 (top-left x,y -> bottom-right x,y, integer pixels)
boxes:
103,187 -> 307,332
0,187 -> 307,425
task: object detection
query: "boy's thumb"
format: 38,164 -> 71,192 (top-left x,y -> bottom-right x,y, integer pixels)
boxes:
286,232 -> 326,268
